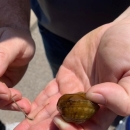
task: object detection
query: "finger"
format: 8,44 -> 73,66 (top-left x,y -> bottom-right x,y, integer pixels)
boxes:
29,93 -> 60,129
32,93 -> 60,122
15,110 -> 58,130
9,88 -> 31,113
14,106 -> 43,130
3,97 -> 31,113
28,119 -> 58,130
86,82 -> 130,116
14,106 -> 49,130
0,28 -> 34,75
0,64 -> 28,87
14,120 -> 30,130
15,92 -> 59,130
1,88 -> 31,112
0,87 -> 22,108
0,82 -> 11,101
54,107 -> 116,130
56,66 -> 85,94
34,79 -> 59,107
81,106 -> 116,130
53,115 -> 83,130
0,42 -> 20,76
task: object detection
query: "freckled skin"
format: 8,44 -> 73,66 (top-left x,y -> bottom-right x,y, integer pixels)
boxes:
57,92 -> 99,124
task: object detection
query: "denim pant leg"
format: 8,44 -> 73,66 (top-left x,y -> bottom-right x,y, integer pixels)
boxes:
38,23 -> 75,77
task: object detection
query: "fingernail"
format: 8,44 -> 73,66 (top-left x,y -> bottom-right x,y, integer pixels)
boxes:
0,94 -> 9,100
53,116 -> 69,129
86,93 -> 106,104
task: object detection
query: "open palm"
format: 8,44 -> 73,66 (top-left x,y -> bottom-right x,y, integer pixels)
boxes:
15,13 -> 130,130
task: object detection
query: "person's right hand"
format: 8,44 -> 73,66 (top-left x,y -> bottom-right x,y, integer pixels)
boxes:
14,7 -> 130,130
0,27 -> 35,113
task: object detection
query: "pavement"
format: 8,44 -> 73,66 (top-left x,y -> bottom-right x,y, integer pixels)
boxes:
0,11 -> 116,130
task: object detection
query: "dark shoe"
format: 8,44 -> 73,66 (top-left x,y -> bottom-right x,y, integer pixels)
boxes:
0,121 -> 5,130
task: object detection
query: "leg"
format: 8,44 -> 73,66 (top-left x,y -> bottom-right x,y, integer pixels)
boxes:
38,23 -> 75,77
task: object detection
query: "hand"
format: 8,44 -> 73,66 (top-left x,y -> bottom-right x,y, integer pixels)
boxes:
15,7 -> 130,130
12,25 -> 115,130
0,27 -> 35,112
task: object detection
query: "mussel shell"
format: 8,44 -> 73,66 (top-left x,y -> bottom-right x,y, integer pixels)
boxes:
57,92 -> 99,124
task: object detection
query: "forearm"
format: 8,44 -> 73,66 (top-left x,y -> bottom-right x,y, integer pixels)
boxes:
0,0 -> 30,30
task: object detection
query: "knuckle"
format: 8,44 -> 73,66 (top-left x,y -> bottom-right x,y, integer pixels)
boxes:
0,50 -> 9,61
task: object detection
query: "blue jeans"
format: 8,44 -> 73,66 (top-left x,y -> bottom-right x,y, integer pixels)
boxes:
30,0 -> 75,77
38,23 -> 75,77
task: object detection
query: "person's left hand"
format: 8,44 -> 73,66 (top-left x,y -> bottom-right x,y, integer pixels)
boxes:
0,26 -> 35,112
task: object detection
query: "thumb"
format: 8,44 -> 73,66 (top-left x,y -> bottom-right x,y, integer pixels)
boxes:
0,28 -> 34,76
0,31 -> 22,75
86,82 -> 130,116
0,82 -> 11,101
53,115 -> 82,130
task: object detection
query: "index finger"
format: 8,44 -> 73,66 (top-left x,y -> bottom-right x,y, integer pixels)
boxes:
34,79 -> 60,107
86,81 -> 130,116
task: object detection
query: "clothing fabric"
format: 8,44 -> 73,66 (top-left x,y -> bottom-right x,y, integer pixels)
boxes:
38,23 -> 75,77
31,0 -> 129,43
30,0 -> 130,76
